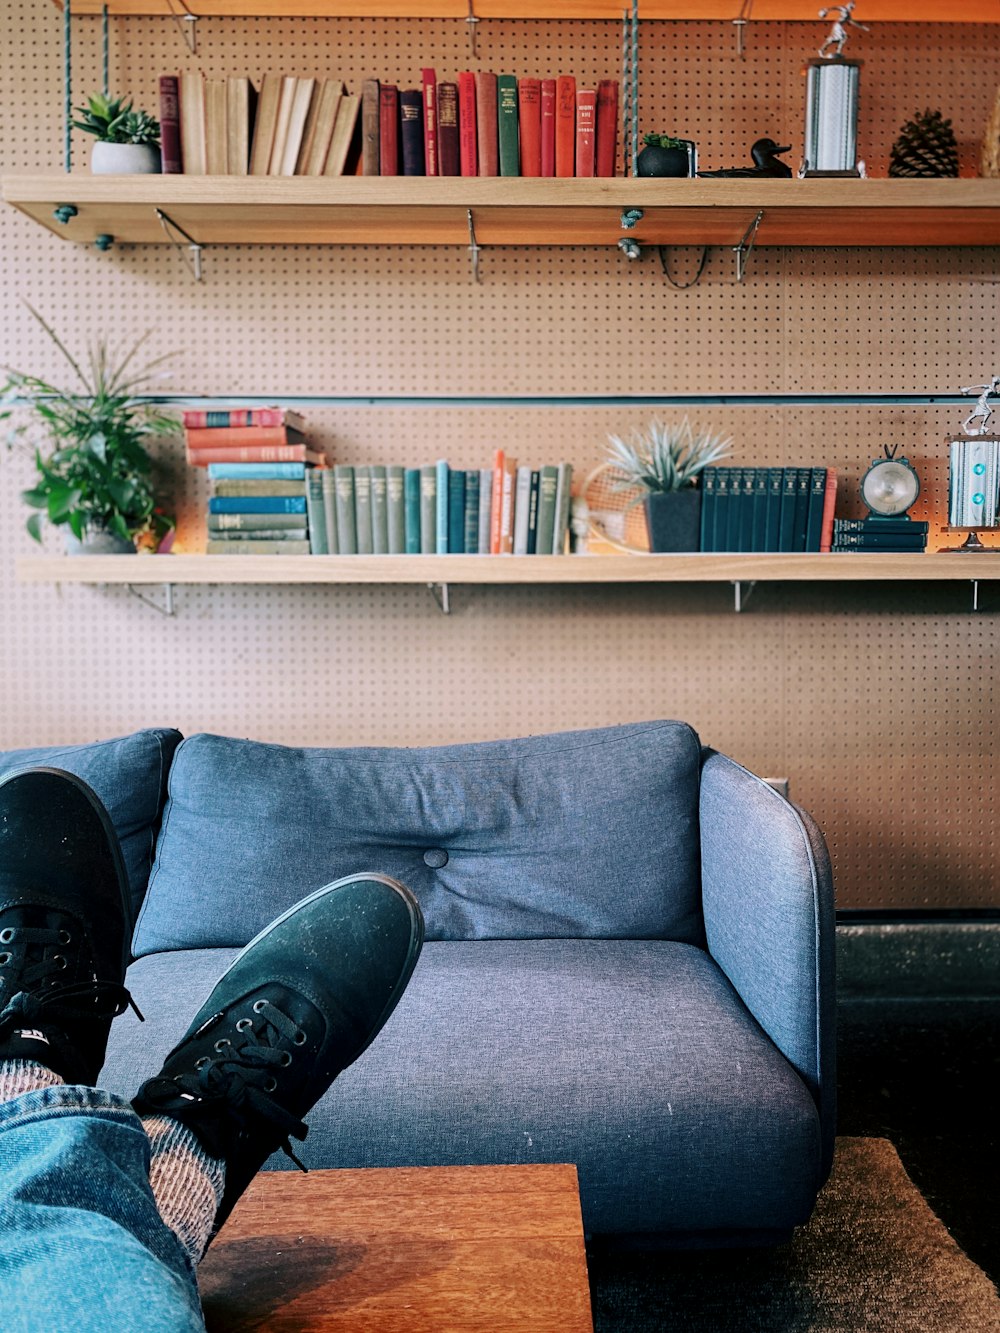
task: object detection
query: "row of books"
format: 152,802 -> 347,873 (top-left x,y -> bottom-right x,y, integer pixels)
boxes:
306,457 -> 573,555
948,435 -> 1000,529
700,467 -> 838,553
361,71 -> 619,178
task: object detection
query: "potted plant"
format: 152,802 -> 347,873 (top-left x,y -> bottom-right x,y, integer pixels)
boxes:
1,306 -> 177,553
605,418 -> 733,552
73,93 -> 162,174
636,133 -> 693,178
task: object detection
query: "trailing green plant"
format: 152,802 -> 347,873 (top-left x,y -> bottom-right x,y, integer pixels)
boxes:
605,418 -> 733,496
72,93 -> 160,145
642,133 -> 686,150
1,306 -> 178,548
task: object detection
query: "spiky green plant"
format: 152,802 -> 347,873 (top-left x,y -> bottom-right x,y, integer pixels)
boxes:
0,305 -> 178,547
72,93 -> 160,145
605,418 -> 733,496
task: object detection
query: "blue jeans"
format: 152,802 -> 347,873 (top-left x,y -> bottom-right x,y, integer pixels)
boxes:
0,1085 -> 205,1333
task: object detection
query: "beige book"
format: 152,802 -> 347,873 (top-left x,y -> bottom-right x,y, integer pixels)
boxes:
178,71 -> 206,175
226,76 -> 255,174
267,75 -> 299,175
204,78 -> 228,174
323,93 -> 361,177
276,77 -> 317,176
249,73 -> 283,175
298,78 -> 344,175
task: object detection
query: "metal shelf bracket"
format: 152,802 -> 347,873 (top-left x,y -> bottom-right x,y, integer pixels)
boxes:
428,582 -> 451,614
467,208 -> 481,283
465,0 -> 480,58
733,579 -> 757,612
734,209 -> 764,283
156,208 -> 204,281
126,583 -> 175,616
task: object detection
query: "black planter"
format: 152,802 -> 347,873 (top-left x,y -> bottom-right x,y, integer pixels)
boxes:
644,490 -> 703,553
636,144 -> 690,178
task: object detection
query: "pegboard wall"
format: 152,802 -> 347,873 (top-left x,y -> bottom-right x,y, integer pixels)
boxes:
1,6 -> 998,909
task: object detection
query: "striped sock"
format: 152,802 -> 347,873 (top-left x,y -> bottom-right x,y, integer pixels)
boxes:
0,1059 -> 64,1103
143,1116 -> 226,1264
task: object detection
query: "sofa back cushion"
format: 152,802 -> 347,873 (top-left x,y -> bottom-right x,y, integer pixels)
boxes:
132,721 -> 703,955
0,728 -> 182,925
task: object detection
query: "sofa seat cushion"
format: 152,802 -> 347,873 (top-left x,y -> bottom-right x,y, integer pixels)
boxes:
102,938 -> 821,1237
132,722 -> 703,954
0,728 -> 182,925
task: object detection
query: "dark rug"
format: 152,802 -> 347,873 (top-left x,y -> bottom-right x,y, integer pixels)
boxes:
588,1137 -> 1000,1332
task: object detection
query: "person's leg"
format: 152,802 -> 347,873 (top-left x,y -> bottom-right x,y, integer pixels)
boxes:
0,768 -> 205,1332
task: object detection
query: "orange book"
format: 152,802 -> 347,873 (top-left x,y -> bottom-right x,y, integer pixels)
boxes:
595,79 -> 619,177
186,444 -> 325,465
422,68 -> 438,176
185,425 -> 305,447
498,454 -> 518,554
489,449 -> 505,554
575,89 -> 597,177
540,78 -> 556,177
518,77 -> 541,177
475,71 -> 498,176
819,468 -> 838,552
555,75 -> 576,178
458,72 -> 478,176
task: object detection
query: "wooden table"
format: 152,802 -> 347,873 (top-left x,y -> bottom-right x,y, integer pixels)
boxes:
198,1163 -> 594,1332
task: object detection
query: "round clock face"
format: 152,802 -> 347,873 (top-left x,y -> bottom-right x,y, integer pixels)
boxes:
861,458 -> 920,517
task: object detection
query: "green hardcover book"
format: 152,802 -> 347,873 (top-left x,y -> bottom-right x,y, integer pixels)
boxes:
551,462 -> 573,554
735,468 -> 756,552
448,468 -> 466,554
699,467 -> 718,551
750,468 -> 769,552
497,75 -> 519,176
207,528 -> 309,541
386,465 -> 405,554
805,467 -> 827,552
712,467 -> 734,551
334,465 -> 358,554
210,479 -> 307,498
791,467 -> 812,552
419,464 -> 437,554
464,469 -> 480,552
777,468 -> 799,552
354,467 -> 373,555
477,468 -> 493,554
404,467 -> 421,553
526,469 -> 540,553
369,464 -> 389,554
321,469 -> 339,554
206,539 -> 312,555
763,468 -> 784,552
305,470 -> 329,554
208,512 -> 307,531
535,464 -> 559,555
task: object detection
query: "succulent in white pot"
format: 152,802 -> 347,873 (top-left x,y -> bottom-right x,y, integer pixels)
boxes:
73,93 -> 162,174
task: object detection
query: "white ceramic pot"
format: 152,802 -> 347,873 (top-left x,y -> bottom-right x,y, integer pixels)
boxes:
91,141 -> 161,174
64,527 -> 136,555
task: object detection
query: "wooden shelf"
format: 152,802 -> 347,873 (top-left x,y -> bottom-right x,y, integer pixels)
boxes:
16,552 -> 1000,586
5,177 -> 1000,249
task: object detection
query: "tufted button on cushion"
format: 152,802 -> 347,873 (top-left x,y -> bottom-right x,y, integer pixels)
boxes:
423,848 -> 449,869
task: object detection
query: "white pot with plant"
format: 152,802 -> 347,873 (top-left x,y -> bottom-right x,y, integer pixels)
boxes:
73,93 -> 162,174
605,418 -> 733,552
1,306 -> 178,554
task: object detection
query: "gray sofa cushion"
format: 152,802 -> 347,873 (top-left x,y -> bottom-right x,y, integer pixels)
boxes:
102,939 -> 821,1238
0,728 -> 182,925
133,722 -> 703,955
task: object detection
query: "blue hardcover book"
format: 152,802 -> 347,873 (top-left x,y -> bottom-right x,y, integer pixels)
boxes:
805,467 -> 827,552
208,496 -> 307,514
448,469 -> 466,554
404,468 -> 421,554
436,460 -> 450,553
207,462 -> 307,480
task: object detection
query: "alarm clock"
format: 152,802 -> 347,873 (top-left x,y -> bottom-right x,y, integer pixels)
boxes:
860,448 -> 920,519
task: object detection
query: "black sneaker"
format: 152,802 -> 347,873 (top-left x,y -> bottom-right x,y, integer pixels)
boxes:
0,767 -> 141,1085
131,872 -> 424,1235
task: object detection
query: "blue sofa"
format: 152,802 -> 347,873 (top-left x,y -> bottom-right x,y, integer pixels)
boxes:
0,720 -> 835,1246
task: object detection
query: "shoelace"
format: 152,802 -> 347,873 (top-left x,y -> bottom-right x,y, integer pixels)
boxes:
143,998 -> 311,1169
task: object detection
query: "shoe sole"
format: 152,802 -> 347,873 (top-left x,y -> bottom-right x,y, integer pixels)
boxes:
211,871 -> 424,1069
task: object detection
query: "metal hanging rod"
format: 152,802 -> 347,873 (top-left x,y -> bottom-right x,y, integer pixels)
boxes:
53,392 -> 993,409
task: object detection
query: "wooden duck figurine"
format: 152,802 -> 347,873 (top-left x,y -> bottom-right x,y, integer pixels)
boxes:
698,138 -> 793,178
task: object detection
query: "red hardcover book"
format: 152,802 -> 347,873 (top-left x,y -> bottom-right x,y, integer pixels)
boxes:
457,72 -> 478,176
595,79 -> 619,177
379,84 -> 399,175
437,82 -> 459,176
517,77 -> 542,177
159,74 -> 183,173
475,71 -> 498,176
186,445 -> 325,465
540,78 -> 556,177
182,408 -> 305,429
575,89 -> 597,177
422,68 -> 438,176
555,75 -> 576,178
184,425 -> 305,447
819,468 -> 838,552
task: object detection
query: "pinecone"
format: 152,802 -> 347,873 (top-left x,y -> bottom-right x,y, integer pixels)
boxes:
889,108 -> 959,178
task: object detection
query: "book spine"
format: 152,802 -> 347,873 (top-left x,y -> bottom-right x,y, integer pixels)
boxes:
267,76 -> 297,176
736,468 -> 756,551
210,479 -> 306,498
458,72 -> 478,177
498,455 -> 518,554
595,79 -> 619,177
699,467 -> 717,552
518,78 -> 542,177
208,527 -> 309,541
334,465 -> 358,554
354,467 -> 373,554
361,79 -> 380,175
186,425 -> 300,447
209,496 -> 307,514
750,468 -> 769,552
489,449 -> 505,554
305,470 -> 329,553
820,469 -> 839,552
791,467 -> 812,552
832,532 -> 928,548
187,446 -> 318,464
512,464 -> 532,554
399,90 -> 425,176
464,470 -> 480,552
321,469 -> 339,554
386,464 -> 405,554
420,465 -> 437,554
805,467 -> 827,552
497,76 -> 519,177
208,512 -> 307,530
478,468 -> 493,554
764,468 -> 784,552
206,539 -> 311,555
555,75 -> 576,177
435,459 -> 450,553
422,68 -> 438,176
159,75 -> 183,173
249,72 -> 281,176
834,517 -> 929,533
540,79 -> 556,177
369,464 -> 389,553
379,84 -> 399,176
535,465 -> 559,555
404,467 -> 421,554
179,71 -> 206,175
184,408 -> 301,429
206,461 -> 306,480
475,71 -> 498,177
777,468 -> 798,553
526,469 -> 540,554
552,463 -> 573,554
448,468 -> 466,553
575,89 -> 597,178
437,82 -> 459,176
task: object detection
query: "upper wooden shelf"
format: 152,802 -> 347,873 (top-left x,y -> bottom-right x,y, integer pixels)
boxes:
5,177 -> 1000,249
53,1 -> 1000,19
16,552 -> 1000,586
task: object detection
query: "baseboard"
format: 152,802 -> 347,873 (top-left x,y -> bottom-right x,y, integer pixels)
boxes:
836,916 -> 1000,1000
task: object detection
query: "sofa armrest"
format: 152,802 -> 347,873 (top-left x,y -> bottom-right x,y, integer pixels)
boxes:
699,748 -> 836,1183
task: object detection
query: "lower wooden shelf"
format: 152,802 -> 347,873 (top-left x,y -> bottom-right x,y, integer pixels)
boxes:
15,552 -> 1000,585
